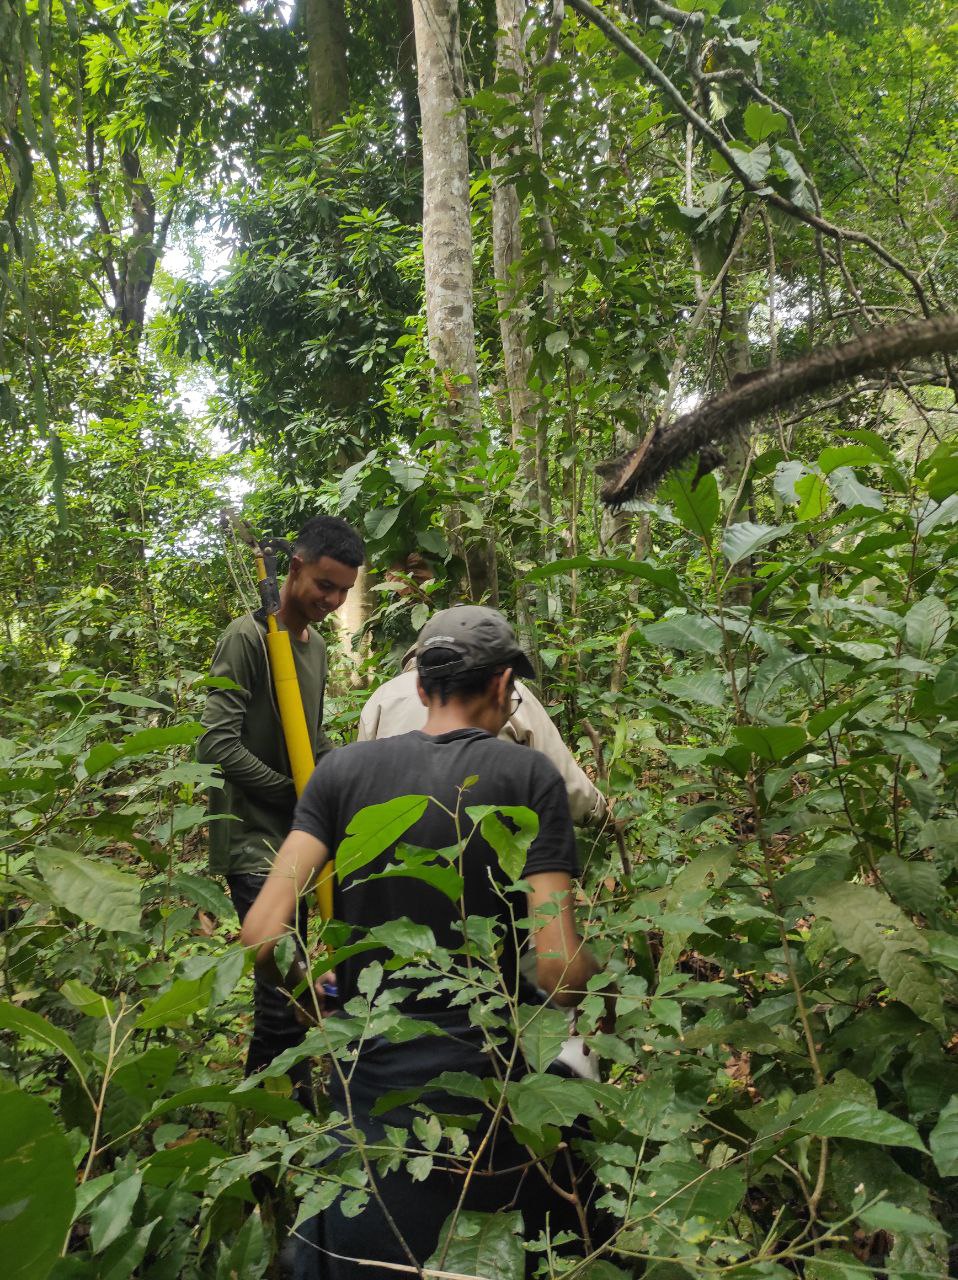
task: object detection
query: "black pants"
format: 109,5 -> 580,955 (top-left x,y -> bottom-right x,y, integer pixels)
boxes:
293,1028 -> 597,1279
226,873 -> 312,1101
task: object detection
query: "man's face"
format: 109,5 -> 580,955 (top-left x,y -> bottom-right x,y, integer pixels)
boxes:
288,555 -> 359,623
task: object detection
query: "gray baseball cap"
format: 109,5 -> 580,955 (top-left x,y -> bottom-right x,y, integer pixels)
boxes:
416,606 -> 535,679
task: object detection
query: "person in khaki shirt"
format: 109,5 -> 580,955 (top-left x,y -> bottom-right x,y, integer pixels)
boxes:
357,644 -> 608,828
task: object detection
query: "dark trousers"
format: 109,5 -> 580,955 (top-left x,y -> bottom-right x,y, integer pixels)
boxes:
226,873 -> 312,1101
293,1029 -> 598,1279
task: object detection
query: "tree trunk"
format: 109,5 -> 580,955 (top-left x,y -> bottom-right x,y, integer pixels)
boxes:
395,0 -> 421,166
490,0 -> 545,654
723,311 -> 754,605
412,0 -> 496,602
305,0 -> 349,135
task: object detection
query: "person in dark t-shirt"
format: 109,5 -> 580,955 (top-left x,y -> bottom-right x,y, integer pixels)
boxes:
241,606 -> 604,1279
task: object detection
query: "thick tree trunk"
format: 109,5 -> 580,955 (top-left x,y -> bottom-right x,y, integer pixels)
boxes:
305,0 -> 349,134
412,0 -> 496,602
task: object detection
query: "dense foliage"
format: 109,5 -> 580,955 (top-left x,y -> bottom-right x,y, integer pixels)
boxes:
1,0 -> 956,1276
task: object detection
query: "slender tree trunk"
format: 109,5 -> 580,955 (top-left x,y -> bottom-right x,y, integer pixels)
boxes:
412,0 -> 496,602
395,0 -> 421,166
305,0 -> 349,134
723,311 -> 754,605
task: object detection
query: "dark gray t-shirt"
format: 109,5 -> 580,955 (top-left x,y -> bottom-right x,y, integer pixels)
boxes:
291,728 -> 579,1017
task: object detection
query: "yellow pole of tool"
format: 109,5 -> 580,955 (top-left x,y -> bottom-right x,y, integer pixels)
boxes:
251,547 -> 335,923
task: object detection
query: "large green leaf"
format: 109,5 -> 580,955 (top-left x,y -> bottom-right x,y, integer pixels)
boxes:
519,1004 -> 572,1072
0,1088 -> 76,1280
507,1074 -> 605,1139
643,615 -> 724,655
904,596 -> 951,657
795,472 -> 829,519
467,805 -> 538,882
335,795 -> 429,881
662,466 -> 719,539
35,847 -> 141,933
0,1002 -> 92,1091
89,1171 -> 142,1254
525,555 -> 680,594
788,1088 -> 925,1151
136,970 -> 216,1030
427,1210 -> 524,1280
722,521 -> 793,566
733,724 -> 806,762
929,1095 -> 958,1177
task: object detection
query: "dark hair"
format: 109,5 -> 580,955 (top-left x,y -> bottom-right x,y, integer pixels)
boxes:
417,649 -> 507,706
293,516 -> 364,568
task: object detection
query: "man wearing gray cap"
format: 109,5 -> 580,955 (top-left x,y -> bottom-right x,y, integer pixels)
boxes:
241,605 -> 604,1278
357,612 -> 608,828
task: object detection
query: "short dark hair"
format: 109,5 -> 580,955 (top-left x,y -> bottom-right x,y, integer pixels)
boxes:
293,516 -> 364,568
417,648 -> 509,706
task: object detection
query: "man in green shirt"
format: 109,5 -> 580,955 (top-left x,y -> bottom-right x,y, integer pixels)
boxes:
198,515 -> 364,1087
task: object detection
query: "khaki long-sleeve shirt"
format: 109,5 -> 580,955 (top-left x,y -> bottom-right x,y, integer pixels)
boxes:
356,664 -> 607,827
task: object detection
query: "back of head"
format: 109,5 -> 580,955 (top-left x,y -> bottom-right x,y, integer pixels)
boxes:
293,515 -> 365,567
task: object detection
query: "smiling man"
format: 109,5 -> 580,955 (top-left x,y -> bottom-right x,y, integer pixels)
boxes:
198,515 -> 364,1090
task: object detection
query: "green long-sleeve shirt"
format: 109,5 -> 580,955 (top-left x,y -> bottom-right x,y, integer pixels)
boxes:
197,613 -> 334,875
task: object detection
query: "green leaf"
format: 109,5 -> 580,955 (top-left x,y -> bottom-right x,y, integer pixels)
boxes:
169,871 -> 234,918
214,1208 -> 269,1280
722,521 -> 793,566
507,1074 -> 604,1139
0,1002 -> 91,1090
544,328 -> 569,355
525,555 -> 680,594
336,795 -> 430,881
472,805 -> 538,882
729,142 -> 771,183
858,1200 -> 942,1236
661,672 -> 726,707
60,979 -> 114,1018
519,1004 -> 572,1072
805,1250 -> 876,1280
662,466 -> 719,539
427,1210 -> 524,1280
111,1046 -> 179,1105
743,101 -> 786,142
794,1093 -> 925,1151
85,723 -> 203,776
89,1170 -> 142,1254
732,724 -> 806,761
880,730 -> 940,778
0,1088 -> 76,1280
817,444 -> 882,475
136,971 -> 216,1030
108,692 -> 172,712
828,467 -> 884,511
795,472 -> 829,519
35,848 -> 141,933
363,845 -> 464,903
928,1096 -> 958,1177
643,615 -> 724,655
904,596 -> 951,657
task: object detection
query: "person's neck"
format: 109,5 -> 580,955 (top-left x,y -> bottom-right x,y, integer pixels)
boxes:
422,699 -> 499,737
277,583 -> 308,642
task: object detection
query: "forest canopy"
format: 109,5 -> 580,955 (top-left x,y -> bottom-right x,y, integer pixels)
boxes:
1,0 -> 957,1277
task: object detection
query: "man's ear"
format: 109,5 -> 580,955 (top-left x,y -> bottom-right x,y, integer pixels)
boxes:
498,667 -> 514,704
288,553 -> 304,578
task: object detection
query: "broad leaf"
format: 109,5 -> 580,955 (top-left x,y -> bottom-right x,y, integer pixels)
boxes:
136,971 -> 216,1030
470,805 -> 538,882
928,1095 -> 958,1177
904,596 -> 951,657
795,472 -> 829,519
507,1074 -> 605,1139
794,1093 -> 925,1151
733,724 -> 806,761
722,521 -> 792,566
519,1004 -> 572,1072
35,847 -> 141,934
427,1210 -> 524,1280
0,1002 -> 91,1091
0,1089 -> 76,1280
336,795 -> 430,881
89,1171 -> 142,1254
662,465 -> 719,539
643,615 -> 724,655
